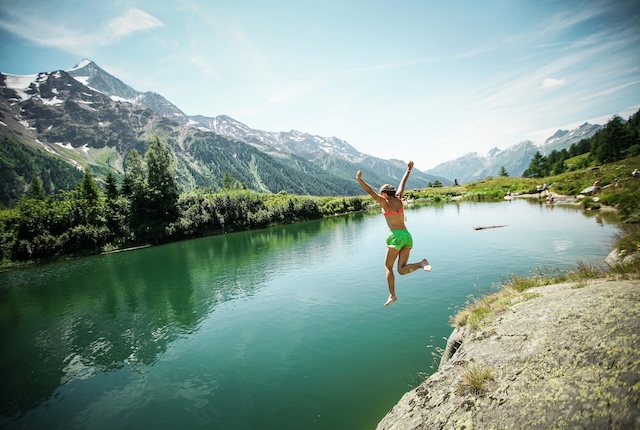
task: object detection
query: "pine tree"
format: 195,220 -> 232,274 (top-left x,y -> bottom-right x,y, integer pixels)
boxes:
105,172 -> 119,201
523,151 -> 545,178
222,172 -> 238,190
27,176 -> 46,200
123,150 -> 146,196
123,150 -> 148,235
595,115 -> 631,164
145,136 -> 179,223
80,167 -> 100,204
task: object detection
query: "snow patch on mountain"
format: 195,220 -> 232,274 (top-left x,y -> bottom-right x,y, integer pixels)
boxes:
541,123 -> 602,154
4,74 -> 39,101
70,59 -> 93,71
41,97 -> 64,106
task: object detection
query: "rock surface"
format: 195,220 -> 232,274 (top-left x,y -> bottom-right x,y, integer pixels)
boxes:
376,279 -> 640,429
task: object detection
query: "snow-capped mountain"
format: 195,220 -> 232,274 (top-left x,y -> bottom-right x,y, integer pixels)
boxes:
424,141 -> 540,184
1,58 -> 606,200
67,59 -> 187,121
65,60 -> 430,177
188,114 -> 365,163
0,61 -> 447,203
540,123 -> 602,154
66,60 -> 364,165
424,121 -> 601,184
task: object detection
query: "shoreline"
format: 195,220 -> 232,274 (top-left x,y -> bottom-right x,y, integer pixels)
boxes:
1,194 -> 619,272
512,191 -> 579,205
512,192 -> 619,213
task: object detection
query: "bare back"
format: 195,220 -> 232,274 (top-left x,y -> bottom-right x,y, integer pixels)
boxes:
381,195 -> 407,230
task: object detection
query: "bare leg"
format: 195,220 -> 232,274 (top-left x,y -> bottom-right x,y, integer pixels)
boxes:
384,247 -> 400,306
397,247 -> 432,275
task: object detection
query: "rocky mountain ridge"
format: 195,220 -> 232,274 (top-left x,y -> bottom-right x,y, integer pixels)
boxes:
1,58 -> 608,198
424,123 -> 602,183
65,60 -> 434,180
0,61 -> 446,201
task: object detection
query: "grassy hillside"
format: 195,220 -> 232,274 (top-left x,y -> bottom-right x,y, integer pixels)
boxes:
401,155 -> 640,221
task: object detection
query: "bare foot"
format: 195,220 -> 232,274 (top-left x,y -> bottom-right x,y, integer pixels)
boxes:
384,295 -> 397,306
421,259 -> 432,272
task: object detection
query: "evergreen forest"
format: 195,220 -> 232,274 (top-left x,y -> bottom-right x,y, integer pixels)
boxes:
523,109 -> 640,178
0,135 -> 366,266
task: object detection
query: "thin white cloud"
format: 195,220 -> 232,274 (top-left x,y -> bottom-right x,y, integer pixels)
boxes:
106,8 -> 163,41
0,9 -> 79,50
454,2 -> 613,63
0,6 -> 162,54
193,7 -> 270,79
578,79 -> 640,101
467,27 -> 632,113
541,78 -> 565,88
538,4 -> 608,38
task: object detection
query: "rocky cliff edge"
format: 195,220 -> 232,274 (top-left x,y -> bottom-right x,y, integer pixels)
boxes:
376,279 -> 640,429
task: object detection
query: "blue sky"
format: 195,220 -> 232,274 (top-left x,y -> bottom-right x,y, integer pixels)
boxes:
1,0 -> 639,170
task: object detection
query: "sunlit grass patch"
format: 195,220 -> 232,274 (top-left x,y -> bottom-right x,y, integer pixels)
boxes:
452,256 -> 640,330
568,261 -> 604,282
453,265 -> 575,329
452,286 -> 541,329
456,363 -> 495,396
616,224 -> 640,255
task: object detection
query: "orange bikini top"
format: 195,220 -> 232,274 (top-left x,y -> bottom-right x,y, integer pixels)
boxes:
383,208 -> 404,216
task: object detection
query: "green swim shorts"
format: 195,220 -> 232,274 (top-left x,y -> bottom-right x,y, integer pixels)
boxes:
386,229 -> 413,250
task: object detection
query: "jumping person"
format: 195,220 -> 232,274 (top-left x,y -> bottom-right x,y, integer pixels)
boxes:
356,161 -> 431,306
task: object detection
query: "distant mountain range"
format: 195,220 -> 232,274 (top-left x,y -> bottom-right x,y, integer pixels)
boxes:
0,59 -> 603,201
0,60 -> 448,202
423,123 -> 602,183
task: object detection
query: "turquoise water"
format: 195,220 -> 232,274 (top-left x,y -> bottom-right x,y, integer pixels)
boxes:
0,200 -> 620,429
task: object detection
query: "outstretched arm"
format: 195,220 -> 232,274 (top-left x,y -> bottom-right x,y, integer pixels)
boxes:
356,171 -> 387,206
396,161 -> 414,198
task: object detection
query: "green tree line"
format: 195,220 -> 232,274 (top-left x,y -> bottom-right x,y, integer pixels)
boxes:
523,109 -> 640,178
0,136 -> 366,265
0,135 -> 84,206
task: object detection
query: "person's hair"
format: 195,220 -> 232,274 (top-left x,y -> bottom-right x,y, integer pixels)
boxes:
379,184 -> 396,196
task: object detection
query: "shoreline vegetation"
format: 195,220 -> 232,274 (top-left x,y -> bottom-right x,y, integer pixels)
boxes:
2,108 -> 638,271
1,154 -> 639,271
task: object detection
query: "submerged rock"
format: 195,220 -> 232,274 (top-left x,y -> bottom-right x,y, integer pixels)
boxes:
376,279 -> 640,429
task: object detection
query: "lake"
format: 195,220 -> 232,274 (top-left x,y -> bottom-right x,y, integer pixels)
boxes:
0,199 -> 621,429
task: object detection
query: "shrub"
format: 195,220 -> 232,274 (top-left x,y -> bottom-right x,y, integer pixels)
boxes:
457,363 -> 495,395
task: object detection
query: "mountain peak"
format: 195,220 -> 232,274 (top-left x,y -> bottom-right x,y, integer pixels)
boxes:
542,123 -> 602,153
70,59 -> 95,71
487,147 -> 501,157
546,129 -> 569,142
